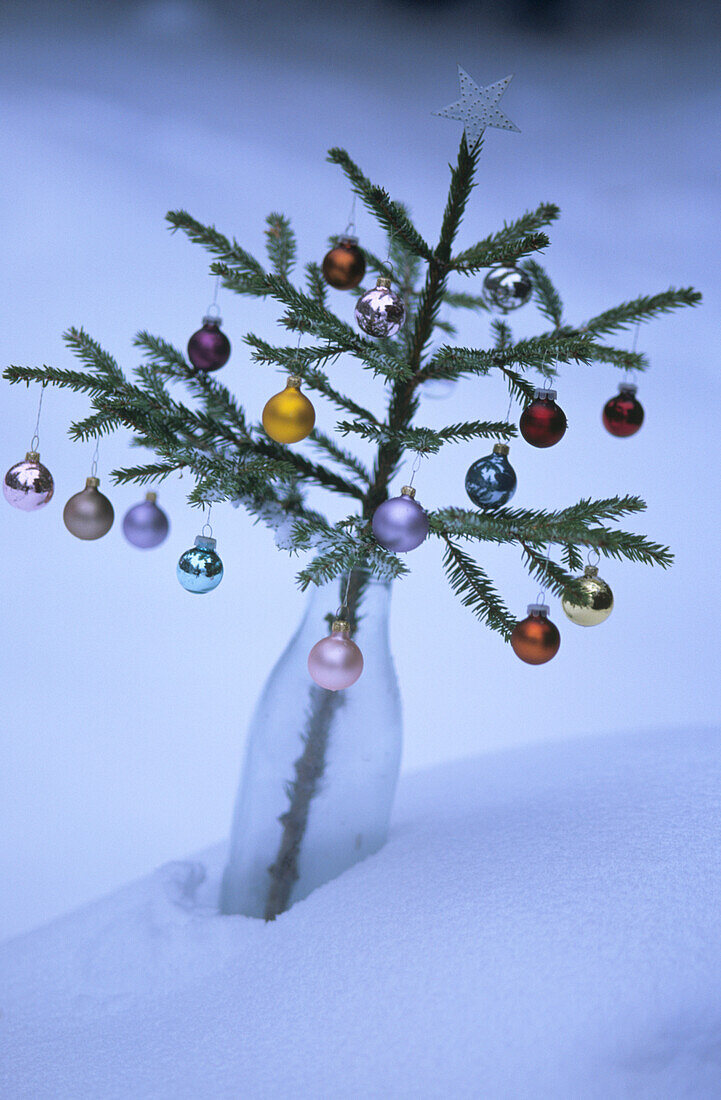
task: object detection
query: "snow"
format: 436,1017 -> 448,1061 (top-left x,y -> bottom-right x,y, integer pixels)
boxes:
3,725 -> 721,1098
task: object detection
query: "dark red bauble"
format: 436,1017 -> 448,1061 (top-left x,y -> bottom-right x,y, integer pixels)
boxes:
603,383 -> 644,437
187,317 -> 231,372
519,389 -> 567,448
322,237 -> 366,290
511,604 -> 561,665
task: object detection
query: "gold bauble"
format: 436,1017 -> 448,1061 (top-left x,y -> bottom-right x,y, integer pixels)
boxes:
561,565 -> 614,627
262,375 -> 315,444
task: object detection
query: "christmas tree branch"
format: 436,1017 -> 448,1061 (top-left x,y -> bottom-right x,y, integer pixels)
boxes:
441,536 -> 516,638
521,259 -> 564,328
326,148 -> 435,262
265,213 -> 296,278
450,201 -> 559,272
338,418 -> 516,454
582,287 -> 702,336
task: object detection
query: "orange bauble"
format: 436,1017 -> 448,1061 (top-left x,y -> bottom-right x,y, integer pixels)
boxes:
322,237 -> 366,290
510,604 -> 560,665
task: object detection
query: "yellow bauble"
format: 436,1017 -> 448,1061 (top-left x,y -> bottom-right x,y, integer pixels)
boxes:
262,375 -> 315,444
561,565 -> 614,627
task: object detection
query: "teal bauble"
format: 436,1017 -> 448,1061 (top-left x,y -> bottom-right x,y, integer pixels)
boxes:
465,443 -> 517,508
177,535 -> 224,594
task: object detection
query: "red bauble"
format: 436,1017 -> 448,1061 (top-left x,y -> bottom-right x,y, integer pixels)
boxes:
519,389 -> 567,448
511,604 -> 561,665
322,237 -> 366,290
603,383 -> 644,437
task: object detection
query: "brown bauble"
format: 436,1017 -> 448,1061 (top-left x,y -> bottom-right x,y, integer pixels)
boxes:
63,477 -> 115,540
322,237 -> 366,290
511,604 -> 560,665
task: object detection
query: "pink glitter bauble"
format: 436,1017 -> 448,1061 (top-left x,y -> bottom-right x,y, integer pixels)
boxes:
307,626 -> 364,691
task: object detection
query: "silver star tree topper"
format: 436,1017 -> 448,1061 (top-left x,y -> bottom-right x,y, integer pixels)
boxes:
434,68 -> 520,148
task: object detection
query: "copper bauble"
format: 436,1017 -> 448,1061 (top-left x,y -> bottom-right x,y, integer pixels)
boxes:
562,565 -> 614,627
322,237 -> 366,290
511,603 -> 560,665
262,375 -> 315,444
63,477 -> 114,540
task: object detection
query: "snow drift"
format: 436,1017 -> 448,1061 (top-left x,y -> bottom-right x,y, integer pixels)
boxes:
2,725 -> 720,1098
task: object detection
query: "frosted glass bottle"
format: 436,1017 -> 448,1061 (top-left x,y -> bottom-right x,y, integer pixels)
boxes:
220,574 -> 402,919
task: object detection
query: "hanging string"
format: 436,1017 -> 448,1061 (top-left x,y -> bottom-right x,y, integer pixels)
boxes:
587,547 -> 600,568
202,502 -> 213,538
536,543 -> 551,605
625,319 -> 642,382
407,451 -> 422,488
337,569 -> 354,621
90,439 -> 100,479
29,381 -> 47,452
206,274 -> 222,319
344,194 -> 357,237
383,227 -> 395,278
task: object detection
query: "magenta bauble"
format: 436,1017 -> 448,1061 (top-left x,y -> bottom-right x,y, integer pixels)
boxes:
307,621 -> 364,691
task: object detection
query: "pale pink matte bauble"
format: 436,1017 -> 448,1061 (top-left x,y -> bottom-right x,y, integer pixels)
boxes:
307,632 -> 364,691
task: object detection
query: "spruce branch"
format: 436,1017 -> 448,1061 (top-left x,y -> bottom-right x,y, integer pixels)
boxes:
338,418 -> 516,454
441,536 -> 516,638
265,213 -> 296,278
308,428 -> 372,485
450,202 -> 559,272
326,148 -> 435,262
583,287 -> 701,336
521,259 -> 564,328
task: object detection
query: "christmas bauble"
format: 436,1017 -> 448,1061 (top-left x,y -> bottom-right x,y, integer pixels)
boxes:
603,383 -> 644,437
372,486 -> 429,552
519,388 -> 567,448
481,265 -> 533,313
355,277 -> 405,338
177,535 -> 224,593
465,444 -> 517,508
511,604 -> 561,665
262,375 -> 315,444
187,316 -> 231,372
63,477 -> 114,540
122,491 -> 170,549
308,619 -> 364,691
322,237 -> 366,290
3,451 -> 54,511
562,565 -> 614,626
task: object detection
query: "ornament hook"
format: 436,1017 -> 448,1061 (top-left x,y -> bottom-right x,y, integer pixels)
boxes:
202,502 -> 213,539
90,440 -> 100,479
587,547 -> 600,568
30,381 -> 47,453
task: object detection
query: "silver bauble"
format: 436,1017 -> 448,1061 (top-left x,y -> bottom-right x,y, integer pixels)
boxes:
481,264 -> 533,313
562,566 -> 614,627
63,477 -> 114,540
355,277 -> 405,338
3,451 -> 54,511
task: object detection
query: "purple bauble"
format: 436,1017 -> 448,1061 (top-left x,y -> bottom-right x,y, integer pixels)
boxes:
187,316 -> 231,372
122,492 -> 170,549
372,486 -> 430,552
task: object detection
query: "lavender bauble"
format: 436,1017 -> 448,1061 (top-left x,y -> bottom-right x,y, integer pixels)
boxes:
122,491 -> 170,549
187,316 -> 231,372
372,486 -> 429,552
3,451 -> 54,511
308,620 -> 364,691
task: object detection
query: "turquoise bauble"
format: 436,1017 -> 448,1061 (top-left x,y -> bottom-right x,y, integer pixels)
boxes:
177,535 -> 224,594
465,443 -> 517,508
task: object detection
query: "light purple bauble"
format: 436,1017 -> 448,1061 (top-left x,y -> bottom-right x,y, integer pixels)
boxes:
122,498 -> 170,549
372,494 -> 429,552
308,633 -> 364,691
